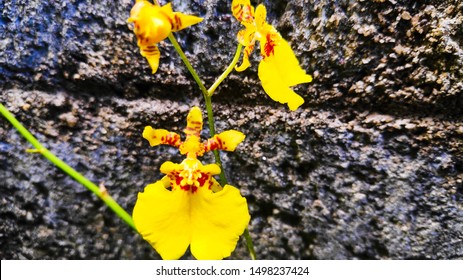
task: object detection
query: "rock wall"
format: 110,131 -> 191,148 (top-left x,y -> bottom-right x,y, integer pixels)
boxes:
1,0 -> 462,259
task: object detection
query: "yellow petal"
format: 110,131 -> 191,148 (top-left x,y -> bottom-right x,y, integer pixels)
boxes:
190,184 -> 250,259
255,4 -> 267,31
142,126 -> 181,147
156,2 -> 202,32
132,180 -> 191,260
170,12 -> 203,32
257,37 -> 312,110
159,161 -> 181,176
236,24 -> 256,45
205,130 -> 246,152
200,162 -> 222,176
129,1 -> 172,45
258,58 -> 305,110
235,56 -> 250,72
139,44 -> 161,74
231,0 -> 254,24
262,35 -> 313,86
184,106 -> 203,138
179,135 -> 205,157
235,38 -> 255,72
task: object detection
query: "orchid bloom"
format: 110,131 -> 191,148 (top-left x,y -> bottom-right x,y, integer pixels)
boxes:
231,0 -> 313,111
127,0 -> 203,73
133,106 -> 250,260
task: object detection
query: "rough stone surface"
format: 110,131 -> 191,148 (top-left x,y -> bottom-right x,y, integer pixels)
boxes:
1,0 -> 462,259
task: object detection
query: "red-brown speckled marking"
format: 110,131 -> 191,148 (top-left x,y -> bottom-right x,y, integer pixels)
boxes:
157,133 -> 181,147
143,45 -> 159,54
188,120 -> 202,131
197,172 -> 208,187
233,3 -> 253,23
166,13 -> 183,31
205,136 -> 228,151
264,33 -> 276,58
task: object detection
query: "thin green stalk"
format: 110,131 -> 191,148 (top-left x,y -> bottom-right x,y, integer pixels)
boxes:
166,33 -> 228,185
156,1 -> 256,257
202,94 -> 226,185
203,43 -> 243,184
167,33 -> 210,98
243,228 -> 257,260
169,39 -> 257,258
0,103 -> 136,231
208,43 -> 243,95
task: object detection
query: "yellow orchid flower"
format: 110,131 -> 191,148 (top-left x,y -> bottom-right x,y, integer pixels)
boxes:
127,0 -> 203,73
133,106 -> 250,260
231,0 -> 313,111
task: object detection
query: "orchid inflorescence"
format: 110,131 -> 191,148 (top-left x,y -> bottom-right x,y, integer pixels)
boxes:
134,107 -> 250,260
127,0 -> 312,259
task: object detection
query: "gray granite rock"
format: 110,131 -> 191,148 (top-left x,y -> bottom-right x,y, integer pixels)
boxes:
1,0 -> 462,259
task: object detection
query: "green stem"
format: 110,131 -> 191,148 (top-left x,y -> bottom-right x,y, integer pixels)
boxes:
167,33 -> 209,98
160,9 -> 256,258
243,228 -> 257,260
0,103 -> 136,231
204,44 -> 243,184
202,94 -> 226,185
166,33 -> 228,184
207,43 -> 243,95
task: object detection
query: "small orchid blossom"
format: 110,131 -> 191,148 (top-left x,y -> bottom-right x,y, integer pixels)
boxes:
232,0 -> 313,110
133,106 -> 250,260
127,0 -> 203,73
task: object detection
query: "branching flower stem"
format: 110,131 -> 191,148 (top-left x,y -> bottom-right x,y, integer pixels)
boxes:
207,43 -> 243,95
166,33 -> 227,185
0,103 -> 136,232
162,10 -> 256,259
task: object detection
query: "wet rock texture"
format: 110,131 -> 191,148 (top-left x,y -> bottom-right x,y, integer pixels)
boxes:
1,0 -> 462,259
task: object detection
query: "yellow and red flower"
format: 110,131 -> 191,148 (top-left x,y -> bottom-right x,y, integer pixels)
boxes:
133,106 -> 250,260
127,0 -> 203,73
232,0 -> 313,110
